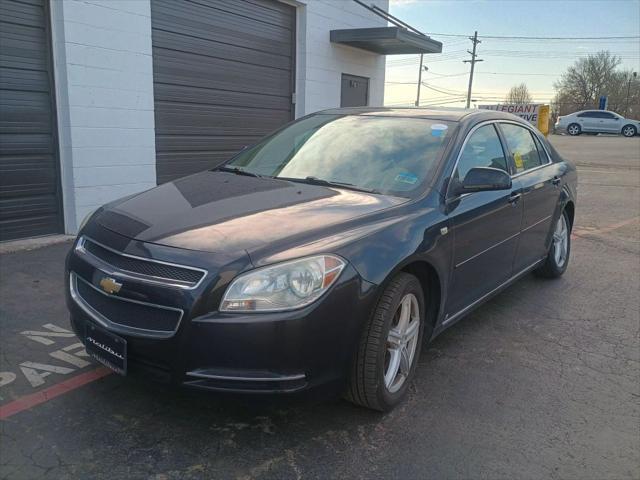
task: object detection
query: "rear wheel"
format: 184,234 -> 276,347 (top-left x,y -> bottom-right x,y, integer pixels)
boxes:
567,123 -> 581,136
345,273 -> 425,411
535,210 -> 571,278
622,124 -> 637,137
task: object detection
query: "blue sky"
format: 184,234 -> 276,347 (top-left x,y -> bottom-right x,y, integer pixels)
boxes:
385,0 -> 640,107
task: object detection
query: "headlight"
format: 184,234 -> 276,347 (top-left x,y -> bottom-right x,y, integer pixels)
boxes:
220,255 -> 346,312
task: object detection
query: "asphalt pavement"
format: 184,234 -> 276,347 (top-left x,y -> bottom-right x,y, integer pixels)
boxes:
0,134 -> 639,480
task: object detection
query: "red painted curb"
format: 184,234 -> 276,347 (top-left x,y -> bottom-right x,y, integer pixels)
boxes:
0,367 -> 112,420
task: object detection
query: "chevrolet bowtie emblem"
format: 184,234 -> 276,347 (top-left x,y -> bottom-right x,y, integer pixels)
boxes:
99,276 -> 122,294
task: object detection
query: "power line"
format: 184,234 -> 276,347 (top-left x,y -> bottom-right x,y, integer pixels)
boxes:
421,32 -> 640,40
480,35 -> 640,40
421,83 -> 465,96
477,71 -> 563,77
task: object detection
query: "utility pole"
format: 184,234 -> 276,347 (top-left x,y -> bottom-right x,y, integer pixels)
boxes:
463,31 -> 483,108
415,54 -> 424,106
625,71 -> 637,116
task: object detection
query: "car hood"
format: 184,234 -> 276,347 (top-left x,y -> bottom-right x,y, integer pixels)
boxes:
94,171 -> 407,256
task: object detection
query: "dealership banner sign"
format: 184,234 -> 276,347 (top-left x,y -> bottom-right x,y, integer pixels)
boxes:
479,104 -> 550,135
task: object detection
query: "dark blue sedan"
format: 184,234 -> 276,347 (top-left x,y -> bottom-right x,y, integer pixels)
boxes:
66,107 -> 577,411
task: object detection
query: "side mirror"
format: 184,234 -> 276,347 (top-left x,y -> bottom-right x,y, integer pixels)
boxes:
454,167 -> 512,195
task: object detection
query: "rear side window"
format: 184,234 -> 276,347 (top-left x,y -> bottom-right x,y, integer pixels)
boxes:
455,124 -> 508,181
500,123 -> 543,174
532,135 -> 549,164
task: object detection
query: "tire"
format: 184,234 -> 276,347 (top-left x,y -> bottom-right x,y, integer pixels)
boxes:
567,123 -> 581,136
345,272 -> 426,411
622,124 -> 637,137
535,210 -> 571,278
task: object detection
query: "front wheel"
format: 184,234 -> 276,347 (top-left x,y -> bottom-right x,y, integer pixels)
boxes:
622,124 -> 637,137
345,272 -> 425,411
535,210 -> 571,278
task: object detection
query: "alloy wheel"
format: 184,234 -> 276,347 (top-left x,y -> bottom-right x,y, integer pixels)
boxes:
568,125 -> 579,135
623,126 -> 636,137
553,214 -> 569,267
384,293 -> 420,393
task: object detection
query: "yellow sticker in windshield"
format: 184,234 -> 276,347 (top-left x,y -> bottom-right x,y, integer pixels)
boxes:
514,151 -> 524,170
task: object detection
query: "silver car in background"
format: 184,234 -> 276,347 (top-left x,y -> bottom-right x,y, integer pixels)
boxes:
555,110 -> 639,137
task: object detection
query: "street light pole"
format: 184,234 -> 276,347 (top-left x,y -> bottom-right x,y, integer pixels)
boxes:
415,54 -> 424,106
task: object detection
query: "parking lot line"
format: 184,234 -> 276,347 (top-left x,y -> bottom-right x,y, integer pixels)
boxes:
0,367 -> 112,420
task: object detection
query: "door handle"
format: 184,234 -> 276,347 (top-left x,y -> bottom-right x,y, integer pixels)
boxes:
508,192 -> 521,205
552,176 -> 561,186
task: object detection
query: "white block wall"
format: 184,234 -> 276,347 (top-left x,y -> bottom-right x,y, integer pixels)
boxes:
294,0 -> 388,116
49,0 -> 387,234
50,0 -> 157,233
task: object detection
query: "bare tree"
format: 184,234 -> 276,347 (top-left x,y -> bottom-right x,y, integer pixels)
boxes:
505,83 -> 532,104
552,51 -> 639,118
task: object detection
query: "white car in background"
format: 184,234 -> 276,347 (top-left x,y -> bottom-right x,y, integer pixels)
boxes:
555,110 -> 639,137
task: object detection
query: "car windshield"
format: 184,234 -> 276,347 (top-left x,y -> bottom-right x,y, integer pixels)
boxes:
223,114 -> 454,197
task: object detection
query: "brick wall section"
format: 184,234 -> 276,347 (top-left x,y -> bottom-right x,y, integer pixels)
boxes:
50,0 -> 156,232
296,0 -> 388,116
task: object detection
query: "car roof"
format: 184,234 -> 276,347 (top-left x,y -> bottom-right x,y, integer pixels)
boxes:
316,106 -> 523,123
573,109 -> 619,114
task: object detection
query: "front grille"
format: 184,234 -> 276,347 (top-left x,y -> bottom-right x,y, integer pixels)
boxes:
73,274 -> 182,335
80,237 -> 205,287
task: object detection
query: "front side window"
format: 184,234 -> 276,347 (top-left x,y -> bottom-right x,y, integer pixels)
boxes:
225,115 -> 454,198
577,111 -> 597,118
454,124 -> 508,182
500,123 -> 543,174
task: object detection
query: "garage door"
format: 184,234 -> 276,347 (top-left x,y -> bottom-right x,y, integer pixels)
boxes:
151,0 -> 296,184
0,0 -> 63,241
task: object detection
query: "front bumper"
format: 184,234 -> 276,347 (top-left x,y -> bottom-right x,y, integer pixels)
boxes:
65,225 -> 377,394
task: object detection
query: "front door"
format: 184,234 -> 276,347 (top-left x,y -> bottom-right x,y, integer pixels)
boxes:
340,74 -> 369,107
598,111 -> 620,133
444,123 -> 523,317
498,123 -> 562,272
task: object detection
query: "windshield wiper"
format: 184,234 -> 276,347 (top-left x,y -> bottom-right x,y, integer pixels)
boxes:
216,166 -> 262,178
280,176 -> 380,194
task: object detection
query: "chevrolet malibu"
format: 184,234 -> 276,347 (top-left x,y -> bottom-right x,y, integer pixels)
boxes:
66,108 -> 577,411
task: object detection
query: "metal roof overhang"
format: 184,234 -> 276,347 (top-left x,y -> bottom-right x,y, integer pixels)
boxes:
330,27 -> 443,55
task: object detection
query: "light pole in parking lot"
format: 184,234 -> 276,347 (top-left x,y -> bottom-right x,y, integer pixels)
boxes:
415,55 -> 428,106
626,71 -> 637,117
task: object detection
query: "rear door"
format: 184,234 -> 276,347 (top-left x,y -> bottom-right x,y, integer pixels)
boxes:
498,122 -> 562,272
444,123 -> 523,318
577,111 -> 598,132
